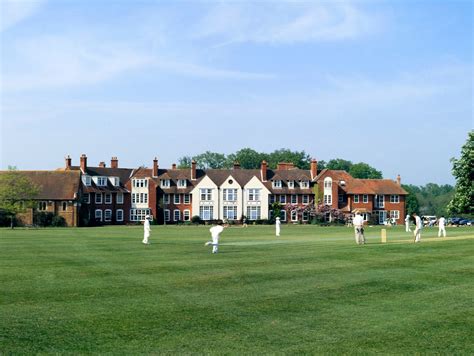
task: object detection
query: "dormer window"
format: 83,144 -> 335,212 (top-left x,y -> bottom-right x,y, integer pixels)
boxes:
324,178 -> 332,188
133,179 -> 148,188
177,179 -> 187,188
273,180 -> 282,189
82,175 -> 91,186
288,180 -> 295,189
109,177 -> 120,186
161,179 -> 170,188
300,180 -> 309,189
97,177 -> 107,186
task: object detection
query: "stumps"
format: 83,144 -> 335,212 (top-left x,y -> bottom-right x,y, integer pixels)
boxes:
381,229 -> 387,243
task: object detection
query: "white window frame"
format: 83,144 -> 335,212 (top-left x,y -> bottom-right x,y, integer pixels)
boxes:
280,210 -> 287,222
390,210 -> 400,219
116,193 -> 123,204
95,193 -> 102,204
300,180 -> 309,189
183,194 -> 190,204
363,194 -> 369,203
291,210 -> 298,222
164,209 -> 170,222
163,194 -> 170,204
200,189 -> 212,201
302,195 -> 309,204
174,209 -> 181,221
288,180 -> 295,189
95,209 -> 103,221
247,189 -> 260,202
302,211 -> 309,222
104,209 -> 112,222
97,177 -> 107,187
223,206 -> 238,220
177,179 -> 187,188
223,189 -> 237,202
390,195 -> 400,203
105,193 -> 112,204
272,180 -> 282,189
83,175 -> 92,186
279,195 -> 287,204
324,178 -> 332,188
83,194 -> 90,204
62,201 -> 67,211
174,194 -> 181,205
246,206 -> 261,221
130,208 -> 151,222
269,195 -> 276,204
116,209 -> 124,222
324,194 -> 332,205
183,209 -> 190,221
161,179 -> 170,188
291,195 -> 297,204
38,201 -> 47,211
376,195 -> 385,208
199,206 -> 213,220
353,195 -> 360,203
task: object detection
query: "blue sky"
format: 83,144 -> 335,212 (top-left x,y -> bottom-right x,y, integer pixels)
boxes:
1,0 -> 472,185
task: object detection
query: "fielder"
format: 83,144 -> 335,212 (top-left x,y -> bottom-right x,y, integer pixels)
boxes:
438,216 -> 447,237
142,215 -> 151,245
275,217 -> 281,237
205,221 -> 226,254
405,214 -> 412,232
412,213 -> 422,243
353,213 -> 365,245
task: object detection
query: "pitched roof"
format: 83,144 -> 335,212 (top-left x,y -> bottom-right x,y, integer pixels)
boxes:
1,170 -> 81,200
345,179 -> 408,195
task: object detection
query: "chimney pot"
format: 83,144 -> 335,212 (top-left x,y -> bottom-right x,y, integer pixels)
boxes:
172,163 -> 177,170
111,156 -> 118,169
191,160 -> 197,180
99,162 -> 106,168
65,155 -> 72,169
396,174 -> 401,185
80,154 -> 87,172
153,157 -> 159,177
311,159 -> 318,180
261,160 -> 268,182
233,161 -> 241,170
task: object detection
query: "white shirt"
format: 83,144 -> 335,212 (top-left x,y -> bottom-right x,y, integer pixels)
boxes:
405,215 -> 410,223
210,225 -> 224,240
414,216 -> 422,229
353,215 -> 364,227
438,217 -> 446,228
144,219 -> 151,232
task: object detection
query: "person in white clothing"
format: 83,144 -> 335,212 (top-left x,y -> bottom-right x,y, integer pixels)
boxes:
352,213 -> 365,245
275,217 -> 281,237
412,213 -> 422,243
438,216 -> 447,237
205,221 -> 226,254
405,214 -> 412,232
142,215 -> 152,245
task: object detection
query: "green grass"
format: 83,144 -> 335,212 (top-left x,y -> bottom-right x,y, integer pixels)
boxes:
1,225 -> 473,354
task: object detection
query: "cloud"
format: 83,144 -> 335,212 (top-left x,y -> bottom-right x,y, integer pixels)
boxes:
0,0 -> 44,31
194,2 -> 379,45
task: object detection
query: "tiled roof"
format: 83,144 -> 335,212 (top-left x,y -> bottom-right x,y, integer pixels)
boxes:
345,179 -> 408,195
68,166 -> 133,184
1,170 -> 81,200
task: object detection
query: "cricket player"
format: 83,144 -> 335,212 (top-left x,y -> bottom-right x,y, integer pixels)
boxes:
143,215 -> 151,245
438,216 -> 447,237
412,213 -> 422,243
353,213 -> 365,245
275,217 -> 281,237
405,214 -> 412,232
205,221 -> 226,254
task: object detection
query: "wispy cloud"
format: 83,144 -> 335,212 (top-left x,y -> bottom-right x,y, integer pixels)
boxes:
0,0 -> 44,32
194,2 -> 380,45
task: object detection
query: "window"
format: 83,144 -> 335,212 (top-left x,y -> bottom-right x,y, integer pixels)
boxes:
224,206 -> 238,220
353,195 -> 360,203
302,211 -> 309,222
183,194 -> 190,204
269,195 -> 276,204
130,208 -> 151,221
133,193 -> 148,204
105,194 -> 112,204
97,177 -> 107,187
291,210 -> 298,222
62,202 -> 67,211
300,180 -> 309,189
83,194 -> 90,204
291,195 -> 297,204
223,189 -> 237,202
133,179 -> 148,188
116,193 -> 123,204
116,209 -> 124,222
280,210 -> 287,221
338,194 -> 344,203
324,178 -> 332,188
199,206 -> 214,220
200,189 -> 212,201
324,194 -> 332,205
164,209 -> 170,222
109,177 -> 119,186
183,210 -> 190,221
363,194 -> 368,203
247,206 -> 261,220
95,209 -> 103,221
279,195 -> 286,204
177,179 -> 187,188
163,194 -> 170,204
390,210 -> 400,219
248,189 -> 260,201
272,180 -> 282,188
161,179 -> 170,188
38,201 -> 47,211
375,195 -> 385,208
288,180 -> 295,189
83,175 -> 92,186
174,209 -> 181,221
390,195 -> 400,203
302,195 -> 309,204
95,193 -> 102,204
174,194 -> 181,205
104,209 -> 112,222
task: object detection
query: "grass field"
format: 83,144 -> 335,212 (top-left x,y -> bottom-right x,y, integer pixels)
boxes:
1,225 -> 473,354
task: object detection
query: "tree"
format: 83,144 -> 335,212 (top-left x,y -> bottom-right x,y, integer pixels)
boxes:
326,159 -> 353,171
226,148 -> 267,169
177,156 -> 192,169
266,149 -> 311,169
402,184 -> 420,215
0,168 -> 40,228
447,131 -> 474,215
349,162 -> 383,179
193,151 -> 227,169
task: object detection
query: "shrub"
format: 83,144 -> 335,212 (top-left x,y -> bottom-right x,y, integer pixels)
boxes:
51,215 -> 66,227
191,215 -> 201,224
34,212 -> 54,227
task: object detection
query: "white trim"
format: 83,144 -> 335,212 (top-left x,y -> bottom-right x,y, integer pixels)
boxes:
291,210 -> 298,222
104,209 -> 112,222
164,209 -> 170,222
174,209 -> 181,221
363,194 -> 368,203
105,193 -> 112,204
116,193 -> 124,204
353,194 -> 359,203
174,194 -> 181,205
183,209 -> 190,221
95,209 -> 103,221
290,195 -> 297,204
95,193 -> 102,204
116,209 -> 124,222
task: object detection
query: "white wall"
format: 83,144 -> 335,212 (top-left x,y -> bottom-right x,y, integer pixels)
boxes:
190,175 -> 218,220
243,176 -> 271,220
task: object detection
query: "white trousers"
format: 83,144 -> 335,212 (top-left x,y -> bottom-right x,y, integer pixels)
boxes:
143,231 -> 150,244
276,226 -> 280,237
414,228 -> 421,242
354,227 -> 365,244
438,227 -> 446,237
405,222 -> 411,232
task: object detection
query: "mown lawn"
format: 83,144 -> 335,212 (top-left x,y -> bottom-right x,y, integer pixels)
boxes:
1,225 -> 473,354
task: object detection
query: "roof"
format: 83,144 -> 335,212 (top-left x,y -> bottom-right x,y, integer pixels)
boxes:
1,170 -> 81,200
67,165 -> 133,184
345,179 -> 408,195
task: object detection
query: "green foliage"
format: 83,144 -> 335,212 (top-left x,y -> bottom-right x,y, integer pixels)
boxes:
402,184 -> 420,215
193,151 -> 228,169
34,212 -> 55,227
349,162 -> 383,179
265,148 -> 311,169
403,183 -> 455,216
191,215 -> 201,224
269,202 -> 283,223
0,168 -> 40,227
448,131 -> 474,215
177,156 -> 192,169
326,159 -> 353,171
226,148 -> 267,169
51,215 -> 67,227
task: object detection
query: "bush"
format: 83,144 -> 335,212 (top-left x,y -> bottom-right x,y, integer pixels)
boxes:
191,215 -> 201,224
34,212 -> 54,227
51,215 -> 66,227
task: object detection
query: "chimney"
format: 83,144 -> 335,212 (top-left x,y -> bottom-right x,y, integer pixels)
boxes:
191,160 -> 197,180
277,162 -> 295,170
261,160 -> 267,182
111,156 -> 118,169
396,174 -> 401,185
80,154 -> 87,172
153,157 -> 158,178
172,163 -> 177,170
65,155 -> 72,170
311,159 -> 318,180
99,162 -> 106,168
233,161 -> 241,170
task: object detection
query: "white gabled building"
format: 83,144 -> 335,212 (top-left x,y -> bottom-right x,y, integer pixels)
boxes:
190,175 -> 219,221
243,175 -> 271,220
